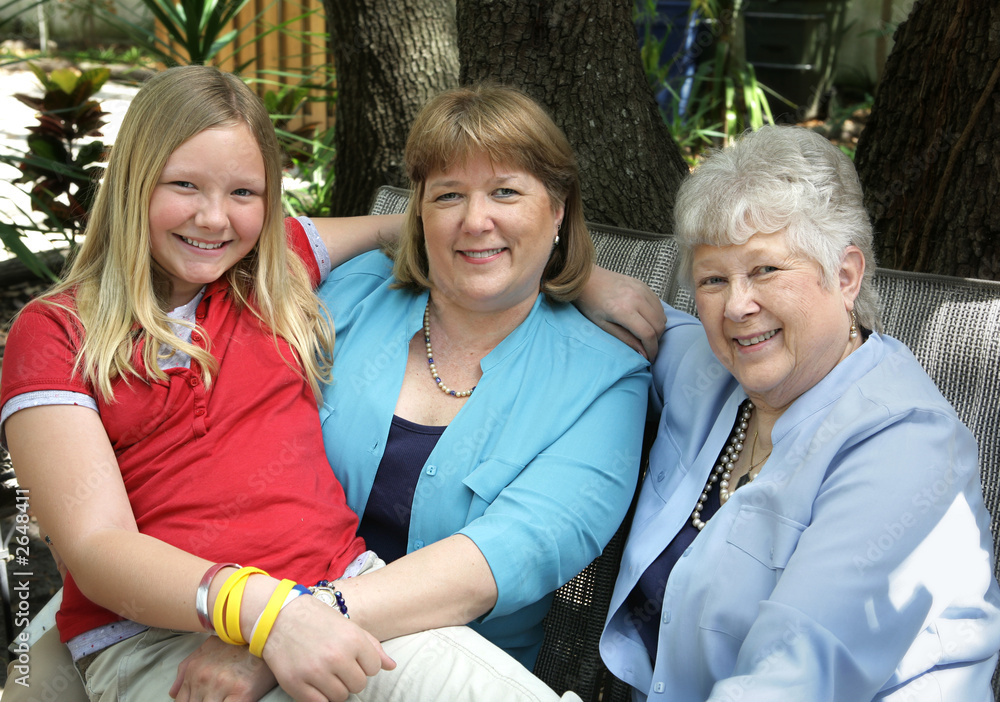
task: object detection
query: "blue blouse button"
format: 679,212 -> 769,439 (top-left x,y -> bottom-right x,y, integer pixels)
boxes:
661,610 -> 671,624
425,465 -> 437,476
414,540 -> 424,549
653,682 -> 665,693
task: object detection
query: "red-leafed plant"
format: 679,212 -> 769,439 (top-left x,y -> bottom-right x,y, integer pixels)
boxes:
0,64 -> 110,280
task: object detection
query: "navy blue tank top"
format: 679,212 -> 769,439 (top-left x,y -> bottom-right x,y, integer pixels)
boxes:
357,415 -> 445,563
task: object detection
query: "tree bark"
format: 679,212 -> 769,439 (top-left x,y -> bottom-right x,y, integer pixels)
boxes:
854,0 -> 1000,280
456,0 -> 688,233
322,0 -> 459,215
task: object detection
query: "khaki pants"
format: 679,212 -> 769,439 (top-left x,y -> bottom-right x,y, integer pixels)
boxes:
3,624 -> 580,702
3,626 -> 88,702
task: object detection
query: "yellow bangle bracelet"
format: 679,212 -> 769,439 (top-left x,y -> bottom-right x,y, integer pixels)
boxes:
249,579 -> 297,657
225,571 -> 255,644
213,566 -> 267,645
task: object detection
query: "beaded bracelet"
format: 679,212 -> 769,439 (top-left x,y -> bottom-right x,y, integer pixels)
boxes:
213,566 -> 268,645
309,580 -> 350,619
195,562 -> 240,632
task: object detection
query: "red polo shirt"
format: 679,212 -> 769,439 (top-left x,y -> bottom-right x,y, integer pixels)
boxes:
0,221 -> 365,641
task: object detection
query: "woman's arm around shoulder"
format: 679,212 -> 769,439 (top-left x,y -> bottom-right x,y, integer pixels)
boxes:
310,215 -> 405,268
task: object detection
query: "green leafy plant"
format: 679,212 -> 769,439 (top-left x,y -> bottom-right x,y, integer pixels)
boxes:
45,43 -> 155,67
94,0 -> 252,66
91,0 -> 313,70
636,0 -> 779,156
658,67 -> 724,166
263,83 -> 336,218
0,64 -> 110,280
634,0 -> 676,92
264,83 -> 318,161
0,0 -> 46,32
281,125 -> 335,218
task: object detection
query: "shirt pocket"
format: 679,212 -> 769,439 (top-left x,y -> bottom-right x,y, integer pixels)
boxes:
462,457 -> 526,513
699,504 -> 806,640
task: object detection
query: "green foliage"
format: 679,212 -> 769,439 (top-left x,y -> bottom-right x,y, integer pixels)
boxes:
264,84 -> 336,218
825,93 -> 874,161
93,0 -> 251,67
658,68 -> 724,165
636,0 -> 778,159
89,0 -> 318,71
44,44 -> 155,67
281,125 -> 335,219
0,64 -> 110,279
0,0 -> 45,31
634,0 -> 675,92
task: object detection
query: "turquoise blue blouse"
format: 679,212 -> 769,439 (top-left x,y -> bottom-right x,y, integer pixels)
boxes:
317,252 -> 650,667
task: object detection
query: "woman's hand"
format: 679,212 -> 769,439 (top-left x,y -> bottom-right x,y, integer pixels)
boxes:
170,637 -> 276,702
575,266 -> 666,359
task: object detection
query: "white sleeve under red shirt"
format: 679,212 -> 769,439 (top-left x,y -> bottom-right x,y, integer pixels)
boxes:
0,216 -> 365,642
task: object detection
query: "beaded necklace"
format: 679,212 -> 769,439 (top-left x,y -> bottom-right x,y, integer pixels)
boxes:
423,300 -> 475,398
690,399 -> 755,531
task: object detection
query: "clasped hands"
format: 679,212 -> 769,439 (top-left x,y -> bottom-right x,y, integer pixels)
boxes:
170,593 -> 393,702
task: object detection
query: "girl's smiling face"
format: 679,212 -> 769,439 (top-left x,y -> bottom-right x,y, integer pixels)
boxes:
148,122 -> 266,309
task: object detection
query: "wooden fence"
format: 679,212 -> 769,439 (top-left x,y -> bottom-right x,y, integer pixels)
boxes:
156,0 -> 335,134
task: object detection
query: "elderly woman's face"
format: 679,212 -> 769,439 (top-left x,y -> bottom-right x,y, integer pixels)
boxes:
420,152 -> 563,316
691,229 -> 861,414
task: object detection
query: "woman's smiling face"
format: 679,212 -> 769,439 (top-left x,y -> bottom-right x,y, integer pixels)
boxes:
419,152 -> 563,317
692,229 -> 863,414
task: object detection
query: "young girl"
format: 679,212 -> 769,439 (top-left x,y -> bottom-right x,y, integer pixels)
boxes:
0,65 -> 585,701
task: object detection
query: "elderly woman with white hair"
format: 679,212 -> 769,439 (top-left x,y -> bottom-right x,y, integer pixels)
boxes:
601,125 -> 1000,701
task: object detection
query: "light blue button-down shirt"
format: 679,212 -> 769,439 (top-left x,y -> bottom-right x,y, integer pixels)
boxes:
317,252 -> 650,667
601,303 -> 1000,701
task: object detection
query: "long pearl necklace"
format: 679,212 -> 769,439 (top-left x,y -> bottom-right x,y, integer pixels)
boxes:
423,301 -> 475,398
690,399 -> 753,531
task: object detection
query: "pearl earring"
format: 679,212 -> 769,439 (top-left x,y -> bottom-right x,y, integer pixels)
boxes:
849,310 -> 858,340
554,222 -> 561,247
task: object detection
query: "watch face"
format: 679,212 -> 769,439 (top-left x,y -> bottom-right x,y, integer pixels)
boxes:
314,589 -> 336,606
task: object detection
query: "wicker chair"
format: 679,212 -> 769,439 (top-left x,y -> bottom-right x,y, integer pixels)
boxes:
368,186 -> 1000,701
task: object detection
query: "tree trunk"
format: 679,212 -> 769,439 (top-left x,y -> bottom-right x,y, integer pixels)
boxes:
854,0 -> 1000,280
456,0 -> 688,233
322,0 -> 459,215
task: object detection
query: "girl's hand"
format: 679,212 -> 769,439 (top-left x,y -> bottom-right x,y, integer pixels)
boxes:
264,595 -> 394,701
575,266 -> 666,360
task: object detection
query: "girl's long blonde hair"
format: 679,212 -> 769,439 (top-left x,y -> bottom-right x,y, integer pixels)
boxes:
43,65 -> 334,400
